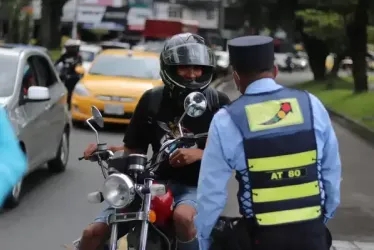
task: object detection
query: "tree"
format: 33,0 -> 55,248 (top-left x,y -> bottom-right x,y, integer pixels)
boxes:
346,0 -> 370,92
39,0 -> 68,49
5,0 -> 31,43
295,9 -> 348,79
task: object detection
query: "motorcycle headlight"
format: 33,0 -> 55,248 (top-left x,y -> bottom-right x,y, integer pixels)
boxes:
102,173 -> 136,209
73,83 -> 90,96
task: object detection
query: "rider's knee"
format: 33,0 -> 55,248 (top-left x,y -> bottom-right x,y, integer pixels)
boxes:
173,204 -> 196,229
82,222 -> 110,239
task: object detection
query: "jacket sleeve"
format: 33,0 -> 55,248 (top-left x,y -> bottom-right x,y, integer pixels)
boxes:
0,108 -> 27,206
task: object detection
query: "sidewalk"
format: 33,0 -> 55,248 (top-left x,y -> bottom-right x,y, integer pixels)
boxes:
332,240 -> 374,249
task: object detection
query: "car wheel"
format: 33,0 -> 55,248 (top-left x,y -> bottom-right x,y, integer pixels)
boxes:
48,130 -> 69,173
3,180 -> 23,209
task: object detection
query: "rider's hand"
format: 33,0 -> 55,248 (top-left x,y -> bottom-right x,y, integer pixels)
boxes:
169,148 -> 203,167
84,143 -> 98,160
83,144 -> 124,160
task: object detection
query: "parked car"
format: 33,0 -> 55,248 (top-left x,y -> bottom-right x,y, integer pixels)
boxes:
0,44 -> 71,208
72,49 -> 163,125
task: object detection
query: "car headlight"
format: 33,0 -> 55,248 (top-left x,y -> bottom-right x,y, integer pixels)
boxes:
73,83 -> 90,96
102,173 -> 135,208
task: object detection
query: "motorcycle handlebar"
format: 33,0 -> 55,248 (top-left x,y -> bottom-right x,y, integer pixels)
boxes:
78,150 -> 113,162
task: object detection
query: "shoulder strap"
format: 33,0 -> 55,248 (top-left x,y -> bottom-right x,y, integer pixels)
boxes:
147,86 -> 164,125
204,87 -> 220,113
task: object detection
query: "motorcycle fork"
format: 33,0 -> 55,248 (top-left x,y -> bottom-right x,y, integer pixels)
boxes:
139,178 -> 153,250
109,211 -> 119,250
108,179 -> 154,250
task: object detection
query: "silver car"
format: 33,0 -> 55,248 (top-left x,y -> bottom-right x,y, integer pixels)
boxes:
0,45 -> 71,208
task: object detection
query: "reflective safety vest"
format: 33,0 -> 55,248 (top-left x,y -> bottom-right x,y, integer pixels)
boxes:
225,87 -> 322,226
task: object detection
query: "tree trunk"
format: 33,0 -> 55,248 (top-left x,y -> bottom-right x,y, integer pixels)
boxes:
245,0 -> 263,34
295,18 -> 328,81
347,0 -> 369,93
329,53 -> 345,78
303,35 -> 328,81
277,0 -> 298,45
39,0 -> 66,49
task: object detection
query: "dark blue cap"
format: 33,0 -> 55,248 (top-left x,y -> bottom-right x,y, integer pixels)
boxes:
228,35 -> 274,72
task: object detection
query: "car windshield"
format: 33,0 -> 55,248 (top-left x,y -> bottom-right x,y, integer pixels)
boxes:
88,54 -> 160,79
80,50 -> 96,62
0,54 -> 18,97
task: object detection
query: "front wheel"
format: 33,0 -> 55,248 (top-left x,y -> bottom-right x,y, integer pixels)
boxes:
48,130 -> 69,173
3,180 -> 23,209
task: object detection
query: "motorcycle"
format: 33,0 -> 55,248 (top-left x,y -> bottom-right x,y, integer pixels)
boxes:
75,91 -> 212,250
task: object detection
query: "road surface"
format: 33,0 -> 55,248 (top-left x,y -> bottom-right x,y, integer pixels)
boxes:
1,71 -> 374,250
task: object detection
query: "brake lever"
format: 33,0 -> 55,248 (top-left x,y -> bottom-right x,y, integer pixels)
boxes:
78,150 -> 114,162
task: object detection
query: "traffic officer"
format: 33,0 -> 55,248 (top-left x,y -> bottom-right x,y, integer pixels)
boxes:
194,35 -> 341,250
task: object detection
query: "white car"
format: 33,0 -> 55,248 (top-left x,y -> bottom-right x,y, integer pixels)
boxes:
61,44 -> 102,71
0,44 -> 71,208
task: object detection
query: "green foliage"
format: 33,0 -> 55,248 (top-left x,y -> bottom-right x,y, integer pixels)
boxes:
296,8 -> 348,53
296,9 -> 344,39
368,26 -> 374,44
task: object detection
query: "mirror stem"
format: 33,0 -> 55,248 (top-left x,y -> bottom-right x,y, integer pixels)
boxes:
87,118 -> 100,144
177,111 -> 187,137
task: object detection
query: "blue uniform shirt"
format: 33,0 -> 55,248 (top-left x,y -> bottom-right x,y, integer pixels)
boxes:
195,78 -> 341,250
0,108 -> 27,206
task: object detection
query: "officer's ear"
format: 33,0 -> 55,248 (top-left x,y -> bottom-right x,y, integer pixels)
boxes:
272,65 -> 278,79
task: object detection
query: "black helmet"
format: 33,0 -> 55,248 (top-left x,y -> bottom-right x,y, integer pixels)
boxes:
160,33 -> 215,94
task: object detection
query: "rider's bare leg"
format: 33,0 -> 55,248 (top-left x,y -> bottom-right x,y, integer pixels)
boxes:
173,204 -> 199,250
79,222 -> 110,250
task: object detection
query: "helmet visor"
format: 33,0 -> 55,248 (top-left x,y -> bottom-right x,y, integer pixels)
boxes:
162,43 -> 216,67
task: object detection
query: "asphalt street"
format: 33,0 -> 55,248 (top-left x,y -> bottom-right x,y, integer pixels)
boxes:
1,71 -> 374,249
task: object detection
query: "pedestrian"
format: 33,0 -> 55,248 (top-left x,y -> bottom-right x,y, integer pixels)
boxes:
195,35 -> 342,250
0,107 -> 27,207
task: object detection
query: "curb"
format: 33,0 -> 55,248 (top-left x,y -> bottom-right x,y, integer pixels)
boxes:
327,108 -> 374,147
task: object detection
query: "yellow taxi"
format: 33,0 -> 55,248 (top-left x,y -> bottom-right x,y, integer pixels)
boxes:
71,49 -> 163,125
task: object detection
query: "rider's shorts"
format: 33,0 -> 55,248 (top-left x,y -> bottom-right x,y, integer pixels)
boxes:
93,182 -> 197,224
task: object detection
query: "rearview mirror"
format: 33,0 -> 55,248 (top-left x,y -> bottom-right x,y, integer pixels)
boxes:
91,106 -> 104,128
183,92 -> 207,118
27,86 -> 50,102
75,65 -> 85,75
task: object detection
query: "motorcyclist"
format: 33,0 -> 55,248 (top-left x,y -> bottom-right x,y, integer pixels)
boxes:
285,53 -> 293,73
78,33 -> 231,250
55,39 -> 83,110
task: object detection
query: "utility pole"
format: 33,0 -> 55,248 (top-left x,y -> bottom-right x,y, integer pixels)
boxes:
71,0 -> 79,39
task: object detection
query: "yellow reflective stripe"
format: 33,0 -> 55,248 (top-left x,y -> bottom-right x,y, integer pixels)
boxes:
252,181 -> 320,203
248,150 -> 317,172
256,206 -> 322,226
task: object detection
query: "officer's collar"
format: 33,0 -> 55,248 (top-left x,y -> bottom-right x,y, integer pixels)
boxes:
244,78 -> 282,94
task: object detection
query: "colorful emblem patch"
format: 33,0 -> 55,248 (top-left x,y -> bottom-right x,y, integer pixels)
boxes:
261,102 -> 293,125
245,98 -> 304,132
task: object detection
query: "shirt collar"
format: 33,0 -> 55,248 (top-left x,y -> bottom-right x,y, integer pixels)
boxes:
244,78 -> 283,94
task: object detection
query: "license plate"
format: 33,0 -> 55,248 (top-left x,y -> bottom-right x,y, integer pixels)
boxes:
104,104 -> 124,115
